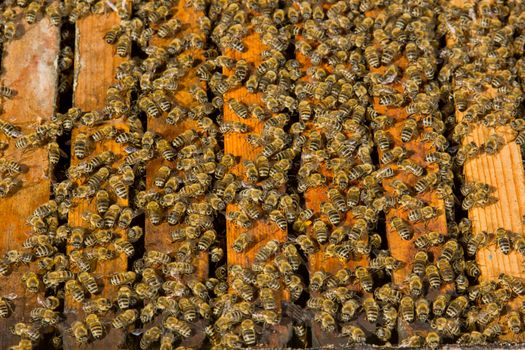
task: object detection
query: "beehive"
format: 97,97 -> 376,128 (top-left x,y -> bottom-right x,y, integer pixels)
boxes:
0,0 -> 524,349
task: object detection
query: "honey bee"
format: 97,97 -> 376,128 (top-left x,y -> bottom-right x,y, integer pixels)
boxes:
0,293 -> 16,318
390,217 -> 412,240
22,271 -> 39,293
164,317 -> 191,338
85,313 -> 103,339
363,297 -> 379,323
495,228 -> 511,255
110,271 -> 136,286
78,271 -> 99,295
65,279 -> 85,302
113,309 -> 138,329
139,326 -> 162,349
446,296 -> 468,318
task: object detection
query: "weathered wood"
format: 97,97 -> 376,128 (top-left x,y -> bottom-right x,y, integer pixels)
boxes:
223,30 -> 292,346
63,11 -> 129,349
142,2 -> 208,347
0,14 -> 59,349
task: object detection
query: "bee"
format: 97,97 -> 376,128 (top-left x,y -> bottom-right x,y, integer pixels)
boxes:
346,187 -> 361,207
116,33 -> 131,57
109,175 -> 128,199
390,217 -> 411,240
399,296 -> 415,323
65,279 -> 85,303
408,206 -> 437,223
78,271 -> 99,295
406,273 -> 423,297
85,313 -> 103,339
269,210 -> 287,230
70,321 -> 89,345
255,239 -> 280,263
140,326 -> 162,349
231,231 -> 254,253
0,294 -> 16,318
164,317 -> 191,338
10,323 -> 40,343
22,271 -> 39,293
484,134 -> 505,155
426,265 -> 441,289
373,130 -> 391,151
113,237 -> 135,257
146,201 -> 163,225
446,296 -> 468,318
296,234 -> 317,255
321,202 -> 340,225
363,297 -> 379,323
115,286 -> 134,310
441,240 -> 460,261
499,274 -> 525,295
496,228 -> 511,255
157,18 -> 181,38
380,146 -> 406,164
414,173 -> 438,193
505,310 -> 522,334
110,271 -> 136,286
113,309 -> 138,329
355,266 -> 373,292
483,322 -> 502,340
227,98 -> 249,119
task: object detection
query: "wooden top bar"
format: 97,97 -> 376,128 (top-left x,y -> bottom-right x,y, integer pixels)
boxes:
63,10 -> 129,349
223,28 -> 292,348
141,1 -> 210,347
0,14 -> 59,349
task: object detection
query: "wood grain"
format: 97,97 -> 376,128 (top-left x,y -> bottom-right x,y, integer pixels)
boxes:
223,30 -> 292,346
0,14 -> 59,349
446,0 -> 525,343
63,11 -> 129,349
142,1 -> 208,347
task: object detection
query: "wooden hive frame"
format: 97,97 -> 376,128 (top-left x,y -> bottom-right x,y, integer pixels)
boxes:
222,17 -> 293,349
0,0 -> 525,347
445,0 -> 525,343
363,5 -> 454,340
0,10 -> 60,349
143,0 -> 209,347
63,9 -> 130,349
294,37 -> 371,349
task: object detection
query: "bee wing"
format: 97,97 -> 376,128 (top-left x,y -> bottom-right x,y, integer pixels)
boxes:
4,293 -> 17,300
283,301 -> 310,324
104,0 -> 118,12
131,328 -> 146,336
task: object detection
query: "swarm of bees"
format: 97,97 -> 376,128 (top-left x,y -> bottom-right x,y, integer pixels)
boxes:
0,0 -> 524,349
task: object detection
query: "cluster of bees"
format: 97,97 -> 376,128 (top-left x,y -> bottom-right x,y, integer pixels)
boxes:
0,0 -> 524,349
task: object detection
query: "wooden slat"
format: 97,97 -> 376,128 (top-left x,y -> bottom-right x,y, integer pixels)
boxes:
0,14 -> 59,349
365,8 -> 451,340
295,52 -> 370,347
142,1 -> 209,347
63,11 -> 129,349
446,0 -> 525,343
223,29 -> 292,347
